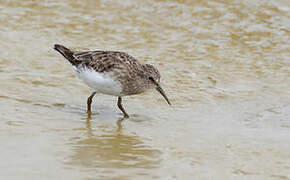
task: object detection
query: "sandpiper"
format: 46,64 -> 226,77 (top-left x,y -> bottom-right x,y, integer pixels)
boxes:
54,44 -> 171,118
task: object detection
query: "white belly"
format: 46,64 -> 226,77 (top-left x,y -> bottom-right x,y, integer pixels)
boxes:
72,66 -> 122,96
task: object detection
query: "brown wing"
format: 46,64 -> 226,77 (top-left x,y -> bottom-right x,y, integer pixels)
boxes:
73,50 -> 141,73
73,50 -> 149,95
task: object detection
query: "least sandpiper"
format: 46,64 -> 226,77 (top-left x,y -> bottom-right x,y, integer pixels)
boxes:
54,44 -> 171,118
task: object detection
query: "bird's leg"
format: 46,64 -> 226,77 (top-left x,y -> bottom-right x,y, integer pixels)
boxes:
87,92 -> 96,115
117,97 -> 129,118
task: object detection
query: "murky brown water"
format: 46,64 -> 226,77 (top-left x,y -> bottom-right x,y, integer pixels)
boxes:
0,0 -> 290,179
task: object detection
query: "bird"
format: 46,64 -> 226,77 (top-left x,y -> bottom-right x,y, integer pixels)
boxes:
53,44 -> 171,118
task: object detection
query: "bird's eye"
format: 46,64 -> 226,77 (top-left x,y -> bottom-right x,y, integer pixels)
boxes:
148,76 -> 158,86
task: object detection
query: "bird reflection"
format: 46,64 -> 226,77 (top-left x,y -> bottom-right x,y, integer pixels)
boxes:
85,114 -> 124,135
116,117 -> 125,132
85,113 -> 93,137
66,114 -> 161,173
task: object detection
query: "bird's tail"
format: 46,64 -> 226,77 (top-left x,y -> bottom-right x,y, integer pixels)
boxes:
54,44 -> 78,65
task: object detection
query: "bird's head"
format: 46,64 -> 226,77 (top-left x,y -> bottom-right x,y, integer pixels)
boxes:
143,64 -> 171,105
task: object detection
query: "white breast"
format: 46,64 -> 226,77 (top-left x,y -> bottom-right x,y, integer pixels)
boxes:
72,66 -> 122,96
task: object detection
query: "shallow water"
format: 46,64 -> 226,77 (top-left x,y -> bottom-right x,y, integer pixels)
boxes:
0,0 -> 290,179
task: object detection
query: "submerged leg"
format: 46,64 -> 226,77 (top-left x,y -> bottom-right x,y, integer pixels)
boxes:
87,92 -> 96,114
117,97 -> 129,118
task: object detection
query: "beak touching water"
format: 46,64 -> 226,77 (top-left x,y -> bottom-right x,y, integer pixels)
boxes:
156,85 -> 171,105
149,77 -> 171,105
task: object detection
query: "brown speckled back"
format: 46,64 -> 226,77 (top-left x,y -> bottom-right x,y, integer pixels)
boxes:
54,44 -> 161,96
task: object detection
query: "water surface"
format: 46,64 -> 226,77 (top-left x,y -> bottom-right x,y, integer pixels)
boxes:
0,0 -> 290,179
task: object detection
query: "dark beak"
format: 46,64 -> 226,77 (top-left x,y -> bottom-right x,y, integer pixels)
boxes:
156,85 -> 171,105
149,77 -> 171,105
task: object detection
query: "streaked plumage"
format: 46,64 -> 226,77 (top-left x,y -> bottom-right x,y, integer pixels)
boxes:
54,44 -> 170,118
